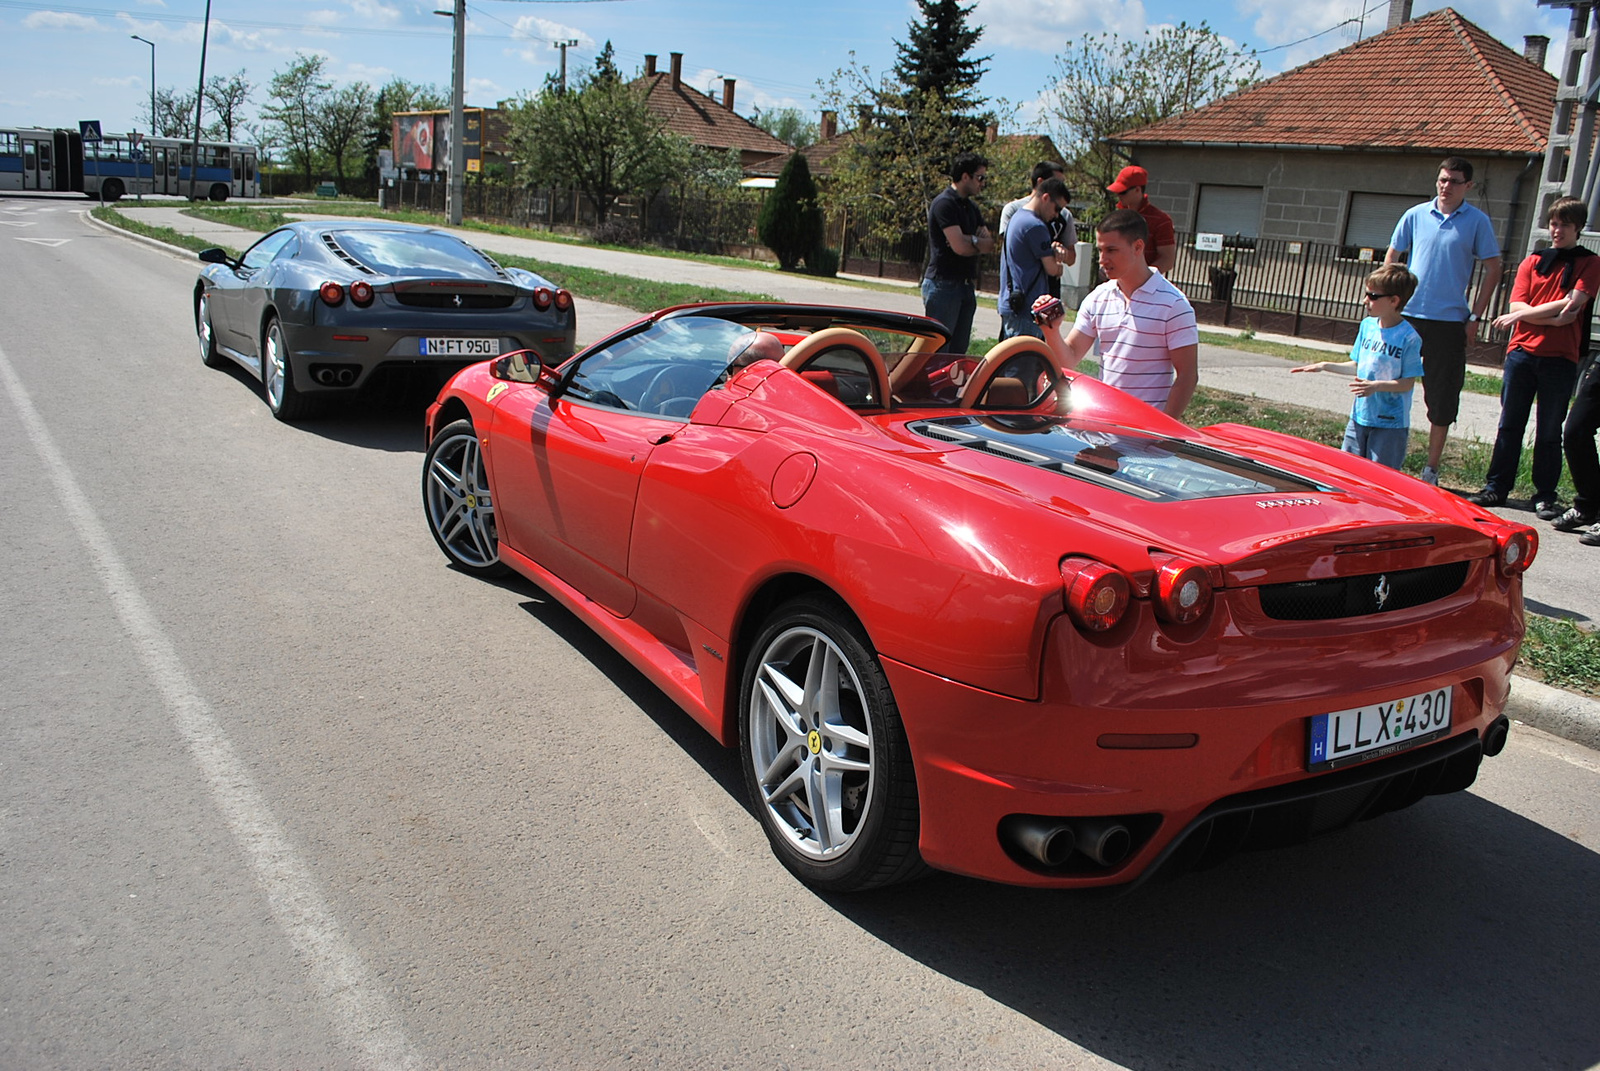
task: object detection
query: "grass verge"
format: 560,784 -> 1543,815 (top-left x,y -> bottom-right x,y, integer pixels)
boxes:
1521,615 -> 1600,695
94,205 -> 241,258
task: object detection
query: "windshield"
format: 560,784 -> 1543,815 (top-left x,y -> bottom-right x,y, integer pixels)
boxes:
327,229 -> 499,278
911,415 -> 1328,501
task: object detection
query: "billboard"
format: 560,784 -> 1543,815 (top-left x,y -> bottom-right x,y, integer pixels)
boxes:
394,113 -> 435,171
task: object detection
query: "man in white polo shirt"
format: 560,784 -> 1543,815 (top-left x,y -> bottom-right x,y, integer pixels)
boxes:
1037,208 -> 1199,417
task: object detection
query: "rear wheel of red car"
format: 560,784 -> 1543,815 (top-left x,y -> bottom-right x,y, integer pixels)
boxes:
423,419 -> 509,578
739,595 -> 925,891
196,291 -> 223,368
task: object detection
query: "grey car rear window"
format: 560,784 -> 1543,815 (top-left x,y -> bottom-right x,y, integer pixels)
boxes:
328,230 -> 496,277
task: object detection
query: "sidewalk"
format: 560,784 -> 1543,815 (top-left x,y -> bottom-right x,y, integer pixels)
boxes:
104,204 -> 1600,753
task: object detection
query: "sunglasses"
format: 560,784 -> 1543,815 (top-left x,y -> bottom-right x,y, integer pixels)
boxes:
1364,291 -> 1393,301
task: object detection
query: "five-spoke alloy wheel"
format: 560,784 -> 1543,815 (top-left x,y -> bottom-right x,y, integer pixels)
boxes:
262,315 -> 316,422
740,595 -> 923,891
423,419 -> 508,578
197,291 -> 223,368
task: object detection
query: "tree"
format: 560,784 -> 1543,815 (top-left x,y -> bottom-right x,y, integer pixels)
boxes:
315,82 -> 376,193
506,46 -> 686,224
753,107 -> 818,150
365,77 -> 447,190
153,87 -> 197,137
759,152 -> 824,270
893,0 -> 988,112
1045,22 -> 1259,197
260,55 -> 332,191
204,71 -> 253,142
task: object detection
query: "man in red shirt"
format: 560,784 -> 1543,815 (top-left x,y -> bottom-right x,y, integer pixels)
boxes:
1107,165 -> 1175,274
1470,197 -> 1599,523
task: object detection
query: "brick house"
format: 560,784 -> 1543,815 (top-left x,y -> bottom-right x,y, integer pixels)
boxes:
636,52 -> 792,169
1110,4 -> 1554,264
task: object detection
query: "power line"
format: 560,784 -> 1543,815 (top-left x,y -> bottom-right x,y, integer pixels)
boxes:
1249,1 -> 1389,57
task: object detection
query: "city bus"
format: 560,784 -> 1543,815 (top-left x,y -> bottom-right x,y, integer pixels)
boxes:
1,125 -> 258,201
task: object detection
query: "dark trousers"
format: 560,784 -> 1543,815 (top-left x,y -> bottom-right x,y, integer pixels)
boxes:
1564,352 -> 1600,515
1484,348 -> 1578,500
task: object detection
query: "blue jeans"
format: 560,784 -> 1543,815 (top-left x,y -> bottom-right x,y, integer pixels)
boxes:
999,305 -> 1043,341
1484,347 -> 1579,500
1341,421 -> 1410,469
921,277 -> 977,355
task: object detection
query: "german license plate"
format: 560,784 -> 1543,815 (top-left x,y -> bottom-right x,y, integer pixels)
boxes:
423,337 -> 499,357
1307,687 -> 1451,770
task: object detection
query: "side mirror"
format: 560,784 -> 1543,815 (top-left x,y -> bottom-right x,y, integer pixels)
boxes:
491,349 -> 542,384
197,247 -> 231,265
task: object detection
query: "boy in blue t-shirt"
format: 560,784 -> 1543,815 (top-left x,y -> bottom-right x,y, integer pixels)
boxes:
1291,265 -> 1423,469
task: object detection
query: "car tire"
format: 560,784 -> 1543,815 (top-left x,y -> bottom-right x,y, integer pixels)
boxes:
210,184 -> 229,202
423,419 -> 509,578
262,316 -> 317,422
739,594 -> 926,891
197,291 -> 223,368
100,178 -> 124,202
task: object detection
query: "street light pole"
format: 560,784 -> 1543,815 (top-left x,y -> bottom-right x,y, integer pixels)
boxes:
131,35 -> 156,135
449,0 -> 465,225
554,39 -> 578,93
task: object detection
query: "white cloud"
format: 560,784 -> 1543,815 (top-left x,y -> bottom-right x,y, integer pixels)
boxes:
135,0 -> 166,7
93,75 -> 143,88
468,76 -> 503,101
345,62 -> 396,83
349,0 -> 402,24
23,11 -> 107,31
972,0 -> 1147,53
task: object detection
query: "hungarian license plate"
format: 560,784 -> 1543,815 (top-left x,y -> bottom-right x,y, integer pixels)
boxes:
1307,687 -> 1451,770
423,337 -> 500,357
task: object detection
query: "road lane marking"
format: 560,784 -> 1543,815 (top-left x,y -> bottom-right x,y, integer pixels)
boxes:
0,341 -> 419,1070
16,237 -> 68,246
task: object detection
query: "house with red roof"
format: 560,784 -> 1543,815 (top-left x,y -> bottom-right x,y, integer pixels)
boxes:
1109,3 -> 1555,262
636,53 -> 793,169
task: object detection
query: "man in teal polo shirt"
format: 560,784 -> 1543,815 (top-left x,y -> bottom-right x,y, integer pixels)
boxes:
1384,156 -> 1502,484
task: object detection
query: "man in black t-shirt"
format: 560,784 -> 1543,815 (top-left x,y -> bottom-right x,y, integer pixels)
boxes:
922,153 -> 993,355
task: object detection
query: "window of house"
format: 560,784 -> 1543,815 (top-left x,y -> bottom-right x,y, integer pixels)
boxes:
1195,185 -> 1263,245
1344,192 -> 1418,252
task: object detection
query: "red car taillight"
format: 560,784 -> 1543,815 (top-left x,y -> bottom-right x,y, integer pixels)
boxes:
1496,527 -> 1538,576
532,287 -> 553,310
319,281 -> 345,306
1061,558 -> 1130,632
1152,559 -> 1214,624
349,280 -> 374,307
554,288 -> 573,311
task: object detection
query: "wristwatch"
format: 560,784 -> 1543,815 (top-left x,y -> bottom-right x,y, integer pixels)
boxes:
1468,312 -> 1480,322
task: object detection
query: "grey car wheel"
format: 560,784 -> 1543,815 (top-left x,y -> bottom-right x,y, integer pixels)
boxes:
197,291 -> 223,368
423,419 -> 508,578
740,595 -> 925,891
262,316 -> 316,422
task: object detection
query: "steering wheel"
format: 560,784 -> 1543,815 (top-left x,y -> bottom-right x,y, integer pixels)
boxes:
639,365 -> 682,414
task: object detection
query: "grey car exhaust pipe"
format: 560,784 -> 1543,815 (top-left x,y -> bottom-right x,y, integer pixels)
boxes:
1001,816 -> 1076,867
335,368 -> 357,386
1482,716 -> 1510,757
315,368 -> 336,385
1072,818 -> 1133,867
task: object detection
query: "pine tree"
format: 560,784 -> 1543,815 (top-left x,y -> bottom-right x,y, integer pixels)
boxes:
758,153 -> 824,271
892,0 -> 989,112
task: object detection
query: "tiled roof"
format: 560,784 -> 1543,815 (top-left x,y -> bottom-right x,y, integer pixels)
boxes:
746,133 -> 854,179
1113,8 -> 1554,155
634,73 -> 793,157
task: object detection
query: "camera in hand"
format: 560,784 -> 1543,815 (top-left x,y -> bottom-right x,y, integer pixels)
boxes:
1031,295 -> 1063,325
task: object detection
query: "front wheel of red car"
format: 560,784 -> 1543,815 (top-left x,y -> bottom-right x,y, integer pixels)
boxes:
423,418 -> 509,579
739,595 -> 925,891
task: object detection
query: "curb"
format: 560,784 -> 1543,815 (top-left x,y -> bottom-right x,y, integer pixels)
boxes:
90,211 -> 1600,756
1505,674 -> 1600,750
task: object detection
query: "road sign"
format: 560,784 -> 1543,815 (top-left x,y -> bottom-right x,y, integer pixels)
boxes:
131,149 -> 146,163
79,120 -> 102,143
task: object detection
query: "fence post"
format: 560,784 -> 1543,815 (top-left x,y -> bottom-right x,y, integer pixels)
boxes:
1291,247 -> 1313,336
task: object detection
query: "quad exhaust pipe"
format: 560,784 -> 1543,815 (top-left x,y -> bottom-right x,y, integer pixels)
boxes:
1002,815 -> 1133,869
313,367 -> 359,386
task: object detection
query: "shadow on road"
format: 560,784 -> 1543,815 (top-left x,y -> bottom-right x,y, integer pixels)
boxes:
210,360 -> 435,452
509,577 -> 1599,1069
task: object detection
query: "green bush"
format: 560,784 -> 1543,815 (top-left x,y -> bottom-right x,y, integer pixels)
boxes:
758,152 -> 823,271
806,246 -> 840,277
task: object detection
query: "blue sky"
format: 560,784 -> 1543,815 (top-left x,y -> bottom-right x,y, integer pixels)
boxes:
0,0 -> 1573,141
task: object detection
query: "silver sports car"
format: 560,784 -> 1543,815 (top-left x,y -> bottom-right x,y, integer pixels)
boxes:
194,219 -> 576,420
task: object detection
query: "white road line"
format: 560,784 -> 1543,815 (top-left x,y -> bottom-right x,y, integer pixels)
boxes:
0,341 -> 419,1071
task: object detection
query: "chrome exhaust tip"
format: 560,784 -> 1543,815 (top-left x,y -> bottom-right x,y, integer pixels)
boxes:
1482,715 -> 1510,757
335,368 -> 357,386
1000,816 -> 1076,867
1073,818 -> 1133,867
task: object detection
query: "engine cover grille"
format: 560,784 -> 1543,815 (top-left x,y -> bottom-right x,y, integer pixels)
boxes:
1258,560 -> 1469,620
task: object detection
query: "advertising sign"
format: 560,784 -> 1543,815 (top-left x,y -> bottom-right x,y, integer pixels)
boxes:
394,113 -> 435,171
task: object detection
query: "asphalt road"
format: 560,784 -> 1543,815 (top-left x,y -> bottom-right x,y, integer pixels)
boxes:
2,193 -> 1598,1069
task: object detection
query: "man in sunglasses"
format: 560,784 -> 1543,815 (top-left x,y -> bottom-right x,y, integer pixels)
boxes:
1384,156 -> 1502,485
922,152 -> 994,356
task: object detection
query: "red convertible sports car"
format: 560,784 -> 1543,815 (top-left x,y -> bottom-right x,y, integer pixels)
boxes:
422,302 -> 1536,891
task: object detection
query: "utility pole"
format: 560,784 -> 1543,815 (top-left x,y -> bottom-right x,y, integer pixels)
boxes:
189,0 -> 212,201
131,35 -> 156,135
449,0 -> 465,224
554,39 -> 579,93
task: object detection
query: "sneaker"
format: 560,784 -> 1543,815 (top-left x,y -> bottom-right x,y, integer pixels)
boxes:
1466,489 -> 1507,507
1552,507 -> 1596,532
1419,466 -> 1440,486
1582,524 -> 1600,546
1535,499 -> 1564,522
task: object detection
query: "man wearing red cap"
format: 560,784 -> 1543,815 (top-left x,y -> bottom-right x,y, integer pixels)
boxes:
1107,165 -> 1176,275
